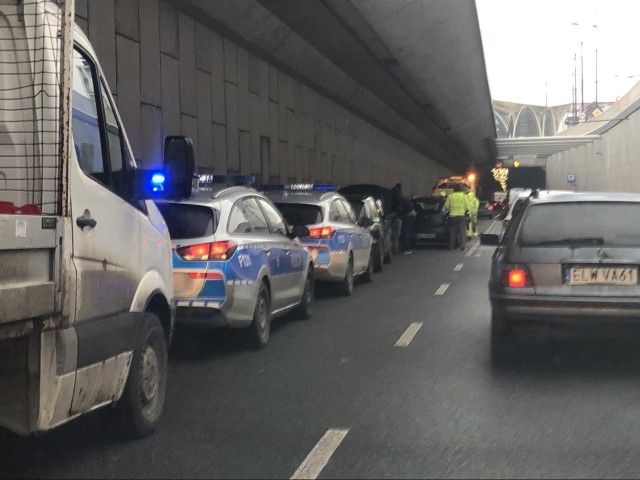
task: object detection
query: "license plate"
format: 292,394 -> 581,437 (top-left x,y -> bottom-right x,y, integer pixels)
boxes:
567,266 -> 638,286
416,233 -> 436,239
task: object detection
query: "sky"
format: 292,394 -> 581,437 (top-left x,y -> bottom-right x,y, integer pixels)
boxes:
476,0 -> 640,107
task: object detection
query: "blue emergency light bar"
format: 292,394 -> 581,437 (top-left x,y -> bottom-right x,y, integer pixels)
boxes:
198,174 -> 256,189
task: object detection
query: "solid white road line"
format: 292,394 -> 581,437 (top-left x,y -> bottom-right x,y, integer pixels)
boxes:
291,428 -> 349,480
454,263 -> 464,272
394,322 -> 423,347
434,283 -> 450,296
465,241 -> 480,257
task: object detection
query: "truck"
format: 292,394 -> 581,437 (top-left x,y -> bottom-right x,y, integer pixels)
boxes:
431,175 -> 471,197
0,0 -> 195,437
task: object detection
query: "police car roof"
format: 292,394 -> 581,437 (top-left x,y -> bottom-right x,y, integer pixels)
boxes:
168,186 -> 258,206
265,189 -> 341,204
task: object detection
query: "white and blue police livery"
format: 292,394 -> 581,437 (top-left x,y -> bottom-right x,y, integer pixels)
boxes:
264,184 -> 374,296
156,176 -> 314,348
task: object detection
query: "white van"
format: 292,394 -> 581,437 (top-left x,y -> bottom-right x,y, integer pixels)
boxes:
0,0 -> 195,437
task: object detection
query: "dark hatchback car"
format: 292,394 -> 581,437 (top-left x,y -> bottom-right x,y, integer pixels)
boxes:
343,193 -> 392,271
411,196 -> 449,245
482,192 -> 640,357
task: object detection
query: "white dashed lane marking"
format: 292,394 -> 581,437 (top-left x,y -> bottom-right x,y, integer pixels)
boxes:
465,241 -> 480,257
434,283 -> 450,296
454,263 -> 464,272
394,322 -> 423,347
291,428 -> 349,480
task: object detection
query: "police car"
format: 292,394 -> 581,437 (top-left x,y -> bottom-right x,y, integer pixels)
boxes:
264,184 -> 374,296
156,176 -> 315,349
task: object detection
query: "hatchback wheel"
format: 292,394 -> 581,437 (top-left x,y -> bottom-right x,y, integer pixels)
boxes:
296,268 -> 315,320
245,282 -> 271,349
338,256 -> 354,296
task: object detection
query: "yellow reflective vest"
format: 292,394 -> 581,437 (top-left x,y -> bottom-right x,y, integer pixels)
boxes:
466,191 -> 479,216
444,191 -> 469,217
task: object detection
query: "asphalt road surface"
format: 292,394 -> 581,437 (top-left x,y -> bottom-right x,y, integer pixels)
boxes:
4,219 -> 640,479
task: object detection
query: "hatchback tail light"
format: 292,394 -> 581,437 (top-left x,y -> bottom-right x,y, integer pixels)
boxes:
177,241 -> 237,261
502,265 -> 533,288
308,226 -> 336,239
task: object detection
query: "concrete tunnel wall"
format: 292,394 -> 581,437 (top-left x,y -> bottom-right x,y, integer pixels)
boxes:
74,0 -> 452,197
545,82 -> 640,193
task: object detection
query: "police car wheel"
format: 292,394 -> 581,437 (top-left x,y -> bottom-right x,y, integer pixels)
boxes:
246,282 -> 271,349
296,267 -> 315,320
338,256 -> 354,296
108,314 -> 167,439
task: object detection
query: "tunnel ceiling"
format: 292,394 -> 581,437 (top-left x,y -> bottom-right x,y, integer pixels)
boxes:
170,0 -> 497,172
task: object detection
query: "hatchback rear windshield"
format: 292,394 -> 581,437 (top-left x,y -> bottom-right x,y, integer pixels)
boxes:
413,197 -> 444,213
156,203 -> 218,239
520,202 -> 640,246
275,203 -> 323,226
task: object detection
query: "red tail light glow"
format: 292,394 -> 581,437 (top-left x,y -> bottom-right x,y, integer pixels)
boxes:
308,226 -> 335,239
177,241 -> 237,261
503,266 -> 533,288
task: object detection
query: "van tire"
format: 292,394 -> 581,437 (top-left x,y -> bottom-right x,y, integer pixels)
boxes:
245,281 -> 271,349
110,314 -> 167,439
296,267 -> 315,320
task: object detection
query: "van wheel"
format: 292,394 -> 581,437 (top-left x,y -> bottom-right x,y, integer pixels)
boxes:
338,255 -> 354,296
245,281 -> 271,349
373,244 -> 383,272
110,314 -> 167,438
296,267 -> 315,320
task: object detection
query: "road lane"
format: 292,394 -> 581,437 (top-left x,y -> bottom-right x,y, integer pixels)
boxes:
4,220 -> 640,479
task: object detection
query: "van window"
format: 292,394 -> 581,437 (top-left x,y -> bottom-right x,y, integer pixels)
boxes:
156,203 -> 218,239
72,49 -> 107,186
100,80 -> 128,198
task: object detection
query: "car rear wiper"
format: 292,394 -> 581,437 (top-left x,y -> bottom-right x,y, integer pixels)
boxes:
527,237 -> 605,246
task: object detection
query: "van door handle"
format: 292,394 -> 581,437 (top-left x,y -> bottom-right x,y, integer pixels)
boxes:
76,210 -> 97,229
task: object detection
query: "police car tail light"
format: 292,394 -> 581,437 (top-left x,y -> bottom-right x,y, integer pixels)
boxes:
503,265 -> 533,288
308,226 -> 335,239
177,241 -> 237,261
209,241 -> 237,260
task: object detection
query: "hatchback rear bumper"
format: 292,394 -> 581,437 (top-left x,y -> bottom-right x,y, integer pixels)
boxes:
492,294 -> 640,325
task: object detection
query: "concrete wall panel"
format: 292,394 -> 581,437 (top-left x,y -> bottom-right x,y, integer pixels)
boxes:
196,23 -> 212,73
139,0 -> 161,106
197,71 -> 213,169
211,33 -> 226,125
237,48 -> 250,132
239,131 -> 251,174
179,14 -> 197,117
225,83 -> 240,171
116,35 -> 141,159
181,115 -> 199,167
223,39 -> 237,84
141,104 -> 163,169
212,123 -> 227,174
88,0 -> 116,89
161,54 -> 180,137
159,1 -> 179,59
115,0 -> 139,41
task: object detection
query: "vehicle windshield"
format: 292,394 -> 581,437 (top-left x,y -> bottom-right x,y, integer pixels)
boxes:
275,203 -> 323,226
347,200 -> 364,217
520,202 -> 640,246
156,203 -> 218,239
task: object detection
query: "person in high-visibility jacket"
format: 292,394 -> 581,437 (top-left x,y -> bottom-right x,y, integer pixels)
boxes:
466,188 -> 480,239
444,184 -> 470,250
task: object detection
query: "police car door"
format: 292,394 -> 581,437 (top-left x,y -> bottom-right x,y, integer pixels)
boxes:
257,198 -> 305,306
341,199 -> 369,272
332,199 -> 363,273
240,197 -> 290,310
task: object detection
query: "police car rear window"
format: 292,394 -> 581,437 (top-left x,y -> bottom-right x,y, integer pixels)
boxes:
275,203 -> 323,226
156,203 -> 218,239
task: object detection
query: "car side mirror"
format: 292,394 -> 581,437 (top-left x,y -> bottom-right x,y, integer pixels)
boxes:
359,217 -> 374,228
480,233 -> 500,246
291,225 -> 310,238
